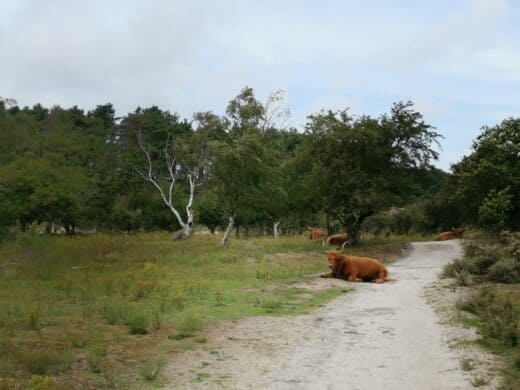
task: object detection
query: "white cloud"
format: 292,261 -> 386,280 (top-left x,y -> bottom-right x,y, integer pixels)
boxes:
0,0 -> 519,170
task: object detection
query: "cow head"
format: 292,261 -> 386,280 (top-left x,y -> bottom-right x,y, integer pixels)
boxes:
327,251 -> 344,270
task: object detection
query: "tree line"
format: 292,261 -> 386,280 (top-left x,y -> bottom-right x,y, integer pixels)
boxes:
0,87 -> 518,245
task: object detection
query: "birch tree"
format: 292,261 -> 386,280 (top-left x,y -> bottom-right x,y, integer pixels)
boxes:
122,107 -> 207,239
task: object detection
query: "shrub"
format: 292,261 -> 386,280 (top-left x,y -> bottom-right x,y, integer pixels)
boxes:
27,375 -> 54,390
443,232 -> 520,284
458,288 -> 520,347
19,349 -> 72,375
133,280 -> 154,300
100,302 -> 130,325
176,311 -> 204,335
139,357 -> 165,381
126,313 -> 149,335
487,258 -> 520,283
478,188 -> 512,233
454,269 -> 470,286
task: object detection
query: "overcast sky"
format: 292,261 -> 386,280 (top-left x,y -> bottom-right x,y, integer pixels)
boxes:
1,0 -> 519,170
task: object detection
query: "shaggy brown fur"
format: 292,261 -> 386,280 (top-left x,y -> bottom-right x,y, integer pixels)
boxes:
309,227 -> 326,240
326,233 -> 348,246
435,228 -> 465,241
322,251 -> 388,283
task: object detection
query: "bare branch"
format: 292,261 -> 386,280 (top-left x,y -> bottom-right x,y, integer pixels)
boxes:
136,128 -> 186,228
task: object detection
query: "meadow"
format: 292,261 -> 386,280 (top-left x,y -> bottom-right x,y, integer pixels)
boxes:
0,231 -> 413,388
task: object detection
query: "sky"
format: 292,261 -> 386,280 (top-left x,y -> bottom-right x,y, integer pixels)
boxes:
1,0 -> 519,171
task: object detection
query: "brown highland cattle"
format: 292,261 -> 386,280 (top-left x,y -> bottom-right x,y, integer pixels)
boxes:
326,233 -> 348,246
308,227 -> 326,240
322,251 -> 388,283
435,228 -> 465,241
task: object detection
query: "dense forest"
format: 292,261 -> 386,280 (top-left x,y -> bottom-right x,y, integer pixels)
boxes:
1,87 -> 519,245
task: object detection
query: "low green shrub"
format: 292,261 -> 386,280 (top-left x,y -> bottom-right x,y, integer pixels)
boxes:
458,288 -> 520,347
443,232 -> 520,283
100,302 -> 130,325
176,311 -> 204,335
126,313 -> 149,335
27,375 -> 54,390
19,349 -> 72,375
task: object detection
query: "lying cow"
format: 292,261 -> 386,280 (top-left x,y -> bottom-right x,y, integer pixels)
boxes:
325,233 -> 348,246
435,228 -> 465,241
321,250 -> 388,283
308,227 -> 326,240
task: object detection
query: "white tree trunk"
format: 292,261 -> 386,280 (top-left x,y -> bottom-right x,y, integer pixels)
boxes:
273,220 -> 280,239
136,132 -> 204,240
220,214 -> 235,247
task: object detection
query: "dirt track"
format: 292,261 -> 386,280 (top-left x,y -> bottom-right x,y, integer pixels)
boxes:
167,241 -> 501,389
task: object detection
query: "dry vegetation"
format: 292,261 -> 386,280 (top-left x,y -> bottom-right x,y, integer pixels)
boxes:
0,231 -> 408,389
444,232 -> 520,389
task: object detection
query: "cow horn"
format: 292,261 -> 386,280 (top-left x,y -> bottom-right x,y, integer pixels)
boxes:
451,227 -> 455,231
306,226 -> 312,230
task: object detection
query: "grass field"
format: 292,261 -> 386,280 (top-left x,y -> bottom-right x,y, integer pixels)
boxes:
0,231 -> 413,389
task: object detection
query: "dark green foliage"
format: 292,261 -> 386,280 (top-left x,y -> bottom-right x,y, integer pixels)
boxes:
452,118 -> 520,231
478,188 -> 513,234
126,313 -> 149,335
443,232 -> 520,283
297,102 -> 441,244
19,350 -> 72,375
1,91 -> 517,242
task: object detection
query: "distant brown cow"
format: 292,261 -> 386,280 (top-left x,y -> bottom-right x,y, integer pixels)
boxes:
326,233 -> 348,246
308,227 -> 326,240
435,228 -> 465,241
321,251 -> 388,283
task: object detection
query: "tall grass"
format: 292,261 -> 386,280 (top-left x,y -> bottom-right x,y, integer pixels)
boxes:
458,286 -> 520,389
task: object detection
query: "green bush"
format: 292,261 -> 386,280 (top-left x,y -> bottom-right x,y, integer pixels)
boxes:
100,302 -> 130,325
478,188 -> 512,233
19,349 -> 72,375
443,232 -> 520,283
139,357 -> 165,381
126,313 -> 149,335
176,311 -> 204,335
487,258 -> 520,283
458,288 -> 520,347
27,375 -> 54,390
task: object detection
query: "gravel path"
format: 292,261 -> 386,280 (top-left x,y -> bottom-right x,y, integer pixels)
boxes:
167,241 -> 500,389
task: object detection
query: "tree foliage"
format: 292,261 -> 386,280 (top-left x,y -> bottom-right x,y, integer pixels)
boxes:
1,90 -> 518,243
453,118 -> 520,231
298,102 -> 441,243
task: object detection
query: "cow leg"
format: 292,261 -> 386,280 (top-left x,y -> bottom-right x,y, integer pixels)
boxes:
347,274 -> 358,282
375,270 -> 387,283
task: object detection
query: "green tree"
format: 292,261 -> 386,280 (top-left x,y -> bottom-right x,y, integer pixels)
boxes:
453,118 -> 520,230
301,102 -> 440,244
120,107 -> 207,238
0,159 -> 87,232
478,188 -> 513,234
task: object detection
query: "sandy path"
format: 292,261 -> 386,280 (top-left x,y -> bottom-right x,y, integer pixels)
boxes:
167,241 -> 500,389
